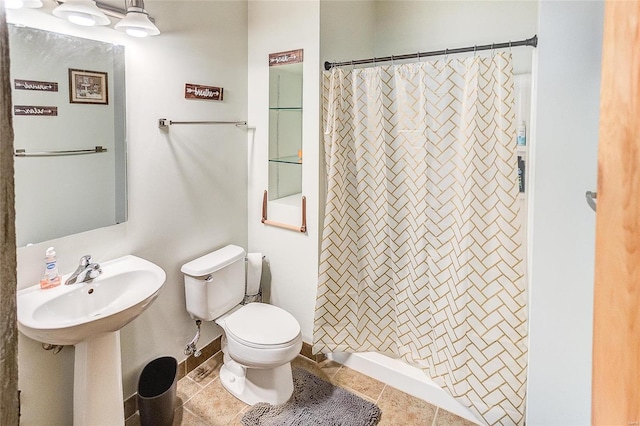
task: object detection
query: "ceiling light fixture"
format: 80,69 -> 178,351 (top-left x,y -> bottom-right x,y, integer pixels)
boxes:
114,0 -> 159,37
52,0 -> 110,27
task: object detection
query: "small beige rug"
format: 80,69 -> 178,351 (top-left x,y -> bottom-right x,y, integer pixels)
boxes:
241,368 -> 381,426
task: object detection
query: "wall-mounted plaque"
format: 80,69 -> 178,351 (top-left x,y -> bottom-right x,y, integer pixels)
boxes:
185,83 -> 223,101
14,105 -> 58,116
269,49 -> 303,67
14,79 -> 58,92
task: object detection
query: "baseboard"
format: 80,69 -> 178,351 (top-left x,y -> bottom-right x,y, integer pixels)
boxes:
300,341 -> 326,363
184,336 -> 222,377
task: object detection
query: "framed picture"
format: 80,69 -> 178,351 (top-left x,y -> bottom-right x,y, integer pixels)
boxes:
68,69 -> 108,105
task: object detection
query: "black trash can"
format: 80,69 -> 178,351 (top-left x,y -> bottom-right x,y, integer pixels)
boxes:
137,356 -> 178,426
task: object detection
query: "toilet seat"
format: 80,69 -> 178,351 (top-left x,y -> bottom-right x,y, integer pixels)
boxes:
224,303 -> 301,349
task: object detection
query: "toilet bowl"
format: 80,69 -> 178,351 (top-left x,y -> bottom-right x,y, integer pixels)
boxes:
181,245 -> 302,405
216,303 -> 302,404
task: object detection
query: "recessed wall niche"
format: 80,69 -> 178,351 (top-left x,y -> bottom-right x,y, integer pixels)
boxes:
268,49 -> 303,201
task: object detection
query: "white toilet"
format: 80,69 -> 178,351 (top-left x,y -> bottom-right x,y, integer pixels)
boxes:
181,244 -> 302,405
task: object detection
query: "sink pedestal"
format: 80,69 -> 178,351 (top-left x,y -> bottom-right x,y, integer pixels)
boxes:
74,331 -> 125,425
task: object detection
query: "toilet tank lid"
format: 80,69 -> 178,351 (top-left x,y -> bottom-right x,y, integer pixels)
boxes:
181,245 -> 246,277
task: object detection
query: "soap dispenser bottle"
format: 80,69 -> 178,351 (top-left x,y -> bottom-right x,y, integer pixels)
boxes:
40,247 -> 61,289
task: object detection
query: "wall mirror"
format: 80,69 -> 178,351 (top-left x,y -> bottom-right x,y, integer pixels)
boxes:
268,49 -> 303,201
9,25 -> 127,247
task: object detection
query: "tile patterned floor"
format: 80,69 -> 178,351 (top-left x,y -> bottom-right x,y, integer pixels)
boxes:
125,353 -> 477,426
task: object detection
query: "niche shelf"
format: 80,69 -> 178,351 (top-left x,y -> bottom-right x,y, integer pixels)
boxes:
269,155 -> 302,164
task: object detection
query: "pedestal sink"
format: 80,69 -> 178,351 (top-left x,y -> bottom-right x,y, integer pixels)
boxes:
17,255 -> 166,426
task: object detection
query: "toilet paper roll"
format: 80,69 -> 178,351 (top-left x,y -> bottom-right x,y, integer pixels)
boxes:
245,253 -> 263,296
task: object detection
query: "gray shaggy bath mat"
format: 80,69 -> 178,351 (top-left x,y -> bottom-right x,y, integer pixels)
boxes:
241,367 -> 381,426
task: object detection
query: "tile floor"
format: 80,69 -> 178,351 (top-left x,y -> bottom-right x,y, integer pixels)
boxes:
125,352 -> 477,426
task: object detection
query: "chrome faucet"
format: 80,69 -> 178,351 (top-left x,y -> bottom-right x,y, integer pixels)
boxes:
65,255 -> 102,285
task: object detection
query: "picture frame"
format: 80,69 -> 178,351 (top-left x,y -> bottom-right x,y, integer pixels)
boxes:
68,68 -> 108,105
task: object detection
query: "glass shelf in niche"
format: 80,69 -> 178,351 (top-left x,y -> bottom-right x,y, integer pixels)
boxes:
269,107 -> 303,111
269,155 -> 302,164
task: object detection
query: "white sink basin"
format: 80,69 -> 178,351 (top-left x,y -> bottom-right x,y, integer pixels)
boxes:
17,255 -> 166,346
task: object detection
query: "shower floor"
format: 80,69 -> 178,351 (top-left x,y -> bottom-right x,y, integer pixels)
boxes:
125,352 -> 477,426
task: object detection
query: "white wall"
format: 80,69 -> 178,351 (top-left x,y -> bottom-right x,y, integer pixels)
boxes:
320,1 -> 376,66
10,2 -> 248,424
247,1 -> 320,342
527,2 -> 603,424
373,1 -> 537,75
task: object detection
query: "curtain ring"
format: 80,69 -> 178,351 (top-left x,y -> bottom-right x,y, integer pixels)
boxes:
473,45 -> 477,57
444,48 -> 448,61
509,40 -> 512,53
350,60 -> 354,71
391,54 -> 394,66
491,43 -> 495,57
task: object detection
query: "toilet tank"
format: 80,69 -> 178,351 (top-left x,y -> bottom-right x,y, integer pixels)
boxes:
181,245 -> 246,321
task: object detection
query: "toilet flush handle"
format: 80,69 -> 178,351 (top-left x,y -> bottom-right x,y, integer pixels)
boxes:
205,275 -> 213,283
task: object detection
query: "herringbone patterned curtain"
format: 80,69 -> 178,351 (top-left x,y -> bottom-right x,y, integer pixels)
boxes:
313,53 -> 527,425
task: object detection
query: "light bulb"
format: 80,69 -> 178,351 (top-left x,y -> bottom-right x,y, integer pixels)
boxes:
126,28 -> 149,38
67,12 -> 96,26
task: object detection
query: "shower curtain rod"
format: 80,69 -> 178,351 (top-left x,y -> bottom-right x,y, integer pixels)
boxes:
323,35 -> 538,70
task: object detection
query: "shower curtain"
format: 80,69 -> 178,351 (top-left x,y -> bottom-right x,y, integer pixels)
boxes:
313,53 -> 527,425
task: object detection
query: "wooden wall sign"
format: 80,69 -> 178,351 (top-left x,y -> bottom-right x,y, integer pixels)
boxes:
14,79 -> 58,92
269,49 -> 303,66
14,105 -> 58,116
185,83 -> 223,101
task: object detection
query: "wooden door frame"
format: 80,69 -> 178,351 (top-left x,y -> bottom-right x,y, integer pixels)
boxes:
592,1 -> 640,424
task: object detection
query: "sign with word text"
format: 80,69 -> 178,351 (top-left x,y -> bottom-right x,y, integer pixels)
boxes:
14,105 -> 58,116
185,83 -> 223,101
269,49 -> 303,66
14,79 -> 58,92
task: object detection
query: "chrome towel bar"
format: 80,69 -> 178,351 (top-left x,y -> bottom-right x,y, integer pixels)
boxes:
14,146 -> 107,157
158,118 -> 247,128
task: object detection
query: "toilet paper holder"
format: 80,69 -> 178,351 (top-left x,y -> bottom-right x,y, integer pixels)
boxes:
244,253 -> 265,304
